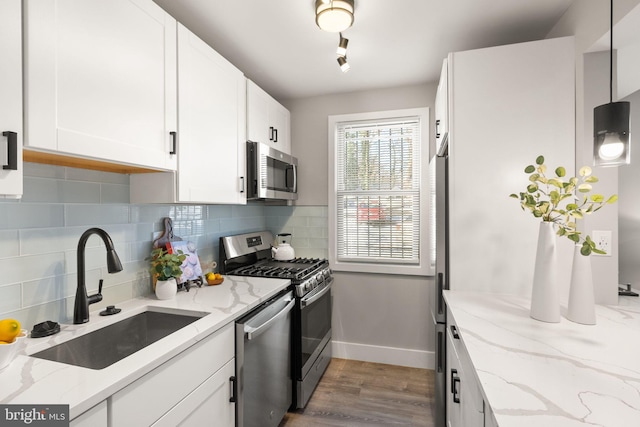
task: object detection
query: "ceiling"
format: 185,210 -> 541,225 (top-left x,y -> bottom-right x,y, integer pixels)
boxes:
153,0 -> 574,101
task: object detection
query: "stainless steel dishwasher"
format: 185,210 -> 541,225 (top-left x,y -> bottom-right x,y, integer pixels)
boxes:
235,290 -> 294,427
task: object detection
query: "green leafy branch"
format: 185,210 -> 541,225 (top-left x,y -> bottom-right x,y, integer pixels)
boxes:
510,155 -> 617,256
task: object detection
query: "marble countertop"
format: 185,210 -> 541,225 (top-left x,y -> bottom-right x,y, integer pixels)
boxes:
444,290 -> 640,427
0,275 -> 290,419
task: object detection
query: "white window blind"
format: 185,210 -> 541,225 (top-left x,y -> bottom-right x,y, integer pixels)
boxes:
336,116 -> 421,264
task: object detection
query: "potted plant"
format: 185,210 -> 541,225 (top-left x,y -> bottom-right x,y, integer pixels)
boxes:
510,155 -> 617,324
149,247 -> 187,300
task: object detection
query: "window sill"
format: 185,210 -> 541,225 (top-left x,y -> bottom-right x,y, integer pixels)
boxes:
329,258 -> 434,276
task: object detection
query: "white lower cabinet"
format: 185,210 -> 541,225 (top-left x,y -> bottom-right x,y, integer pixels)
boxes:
70,400 -> 107,427
446,309 -> 485,427
109,323 -> 234,426
152,359 -> 235,427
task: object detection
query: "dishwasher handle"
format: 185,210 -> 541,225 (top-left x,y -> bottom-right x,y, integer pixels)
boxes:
245,297 -> 294,341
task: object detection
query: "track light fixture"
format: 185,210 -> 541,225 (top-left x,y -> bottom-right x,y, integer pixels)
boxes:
336,33 -> 349,57
315,0 -> 354,33
593,0 -> 631,167
337,56 -> 350,73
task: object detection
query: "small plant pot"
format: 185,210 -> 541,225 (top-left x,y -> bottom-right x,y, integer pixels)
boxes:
155,278 -> 178,300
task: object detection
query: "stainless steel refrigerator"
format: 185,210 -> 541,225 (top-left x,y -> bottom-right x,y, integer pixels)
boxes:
430,150 -> 448,427
429,36 -> 575,427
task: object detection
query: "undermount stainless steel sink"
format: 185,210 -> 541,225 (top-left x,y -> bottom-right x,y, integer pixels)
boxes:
30,308 -> 206,370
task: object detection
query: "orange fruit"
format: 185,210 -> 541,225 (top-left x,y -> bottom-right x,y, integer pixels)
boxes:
0,319 -> 21,343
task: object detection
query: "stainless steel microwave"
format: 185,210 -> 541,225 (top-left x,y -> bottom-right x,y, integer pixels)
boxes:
246,141 -> 298,201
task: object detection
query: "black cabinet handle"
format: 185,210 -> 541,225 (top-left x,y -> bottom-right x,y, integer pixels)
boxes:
269,126 -> 274,141
229,376 -> 237,403
437,273 -> 444,315
169,131 -> 177,155
450,325 -> 460,339
2,131 -> 17,170
273,128 -> 278,143
435,119 -> 441,139
450,368 -> 457,394
436,331 -> 444,373
452,373 -> 461,404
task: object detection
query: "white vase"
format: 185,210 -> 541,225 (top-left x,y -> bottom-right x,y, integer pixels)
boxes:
155,277 -> 177,300
566,245 -> 596,325
530,222 -> 561,323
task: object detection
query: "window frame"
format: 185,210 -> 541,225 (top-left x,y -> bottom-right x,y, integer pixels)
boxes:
328,108 -> 432,276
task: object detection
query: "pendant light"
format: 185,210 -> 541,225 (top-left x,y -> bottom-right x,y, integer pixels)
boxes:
593,0 -> 631,167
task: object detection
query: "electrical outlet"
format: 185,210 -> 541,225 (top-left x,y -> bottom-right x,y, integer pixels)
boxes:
592,230 -> 612,256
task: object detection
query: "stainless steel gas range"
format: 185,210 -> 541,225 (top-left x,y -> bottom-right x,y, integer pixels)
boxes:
220,231 -> 333,410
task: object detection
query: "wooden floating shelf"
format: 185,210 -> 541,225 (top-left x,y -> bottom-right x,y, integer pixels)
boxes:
23,150 -> 163,174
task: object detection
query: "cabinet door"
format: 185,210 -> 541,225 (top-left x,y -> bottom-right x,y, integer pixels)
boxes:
247,80 -> 291,154
70,401 -> 107,427
176,24 -> 246,204
447,318 -> 485,427
0,0 -> 23,198
270,101 -> 291,154
446,330 -> 463,427
24,0 -> 177,171
247,80 -> 271,145
434,58 -> 448,154
152,359 -> 235,427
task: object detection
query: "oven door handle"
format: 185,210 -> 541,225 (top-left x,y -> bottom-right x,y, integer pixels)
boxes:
245,297 -> 295,340
301,278 -> 333,308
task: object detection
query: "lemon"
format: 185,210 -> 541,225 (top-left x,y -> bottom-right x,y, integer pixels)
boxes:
206,272 -> 216,280
0,319 -> 21,343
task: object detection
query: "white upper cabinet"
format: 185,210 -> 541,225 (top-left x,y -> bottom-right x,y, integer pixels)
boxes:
0,0 -> 23,198
247,80 -> 291,154
434,58 -> 449,155
130,24 -> 246,204
23,0 -> 178,171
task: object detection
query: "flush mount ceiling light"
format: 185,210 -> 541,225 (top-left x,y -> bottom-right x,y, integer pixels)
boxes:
336,33 -> 349,57
316,0 -> 354,33
594,0 -> 631,167
337,56 -> 350,72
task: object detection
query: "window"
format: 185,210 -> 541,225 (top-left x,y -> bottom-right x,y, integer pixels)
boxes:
328,108 -> 431,276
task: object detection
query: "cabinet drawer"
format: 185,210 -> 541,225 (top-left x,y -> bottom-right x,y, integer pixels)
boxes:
152,358 -> 235,427
447,307 -> 484,419
110,323 -> 234,426
70,400 -> 107,427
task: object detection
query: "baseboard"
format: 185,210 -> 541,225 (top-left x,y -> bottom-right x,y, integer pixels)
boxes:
331,340 -> 433,369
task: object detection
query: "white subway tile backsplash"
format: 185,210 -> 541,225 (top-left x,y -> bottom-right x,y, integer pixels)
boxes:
130,204 -> 175,224
23,162 -> 66,179
3,163 -> 329,328
0,204 -> 65,229
65,204 -> 130,226
101,183 -> 130,204
66,167 -> 129,185
0,230 -> 20,258
0,252 -> 66,286
0,283 -> 21,313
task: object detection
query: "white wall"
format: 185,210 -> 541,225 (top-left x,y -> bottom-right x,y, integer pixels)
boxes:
284,83 -> 437,206
283,83 -> 437,368
547,0 -> 640,304
619,89 -> 640,285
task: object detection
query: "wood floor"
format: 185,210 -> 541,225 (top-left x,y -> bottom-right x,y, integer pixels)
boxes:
280,358 -> 435,427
